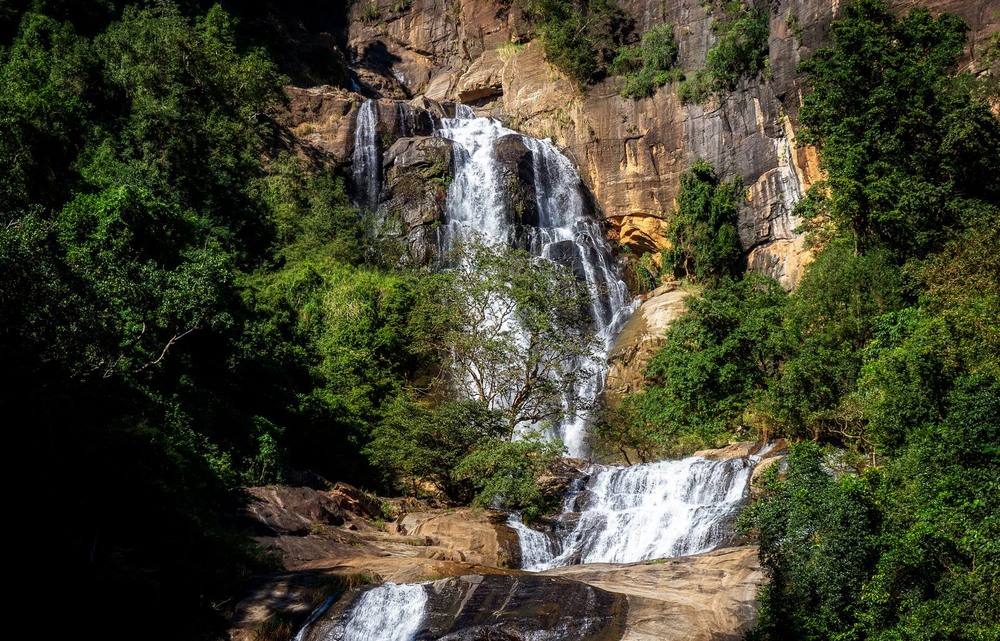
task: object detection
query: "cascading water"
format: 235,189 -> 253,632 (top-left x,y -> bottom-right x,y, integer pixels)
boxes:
329,98 -> 769,640
326,582 -> 427,641
434,106 -> 635,458
352,100 -> 381,210
517,453 -> 759,571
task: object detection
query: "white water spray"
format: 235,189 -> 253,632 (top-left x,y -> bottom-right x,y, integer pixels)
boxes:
517,453 -> 758,571
332,582 -> 427,641
434,107 -> 635,457
352,100 -> 381,209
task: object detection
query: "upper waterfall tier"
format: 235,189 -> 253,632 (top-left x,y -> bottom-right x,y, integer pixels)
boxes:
433,106 -> 635,457
353,100 -> 635,458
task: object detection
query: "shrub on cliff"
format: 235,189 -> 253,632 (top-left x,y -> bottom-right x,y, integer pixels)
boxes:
526,0 -> 632,88
678,1 -> 771,102
662,160 -> 744,283
611,23 -> 682,99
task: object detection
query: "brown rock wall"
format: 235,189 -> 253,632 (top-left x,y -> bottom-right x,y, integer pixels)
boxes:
398,509 -> 520,567
604,280 -> 694,406
338,0 -> 996,290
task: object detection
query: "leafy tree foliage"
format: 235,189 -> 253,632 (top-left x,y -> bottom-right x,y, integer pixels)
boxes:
364,398 -> 507,502
711,3 -> 1000,640
626,274 -> 788,453
704,2 -> 770,91
526,0 -> 633,88
796,0 -> 999,258
738,443 -> 881,641
412,237 -> 597,436
663,159 -> 744,283
455,430 -> 565,519
1,5 -> 292,639
861,376 -> 1000,640
742,379 -> 1000,641
611,23 -> 681,99
763,240 -> 906,441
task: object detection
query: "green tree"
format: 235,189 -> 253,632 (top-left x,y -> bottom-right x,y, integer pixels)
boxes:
412,237 -> 597,437
365,397 -> 507,501
0,5 -> 290,638
796,0 -> 998,258
627,273 -> 788,451
861,375 -> 1000,640
738,442 -> 881,641
0,11 -> 94,213
765,240 -> 906,442
455,430 -> 565,519
663,160 -> 744,283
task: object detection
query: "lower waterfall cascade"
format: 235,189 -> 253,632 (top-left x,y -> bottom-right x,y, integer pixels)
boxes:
332,583 -> 427,641
509,450 -> 766,571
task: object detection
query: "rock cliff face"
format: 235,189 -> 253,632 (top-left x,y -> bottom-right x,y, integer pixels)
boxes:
275,0 -> 995,394
278,0 -> 996,291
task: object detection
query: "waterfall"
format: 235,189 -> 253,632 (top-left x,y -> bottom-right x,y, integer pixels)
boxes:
506,512 -> 561,569
352,100 -> 381,210
517,454 -> 757,571
434,107 -> 635,458
292,596 -> 334,641
330,582 -> 427,641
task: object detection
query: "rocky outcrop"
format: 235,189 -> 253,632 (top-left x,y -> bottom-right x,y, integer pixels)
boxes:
398,509 -> 521,566
381,135 -> 455,262
493,133 -> 540,229
303,574 -> 629,641
328,0 -> 997,291
543,545 -> 764,641
604,280 -> 693,405
243,486 -> 347,536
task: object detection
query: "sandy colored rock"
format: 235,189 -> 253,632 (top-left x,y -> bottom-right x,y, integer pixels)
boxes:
542,545 -> 764,641
457,48 -> 505,102
604,280 -> 693,405
695,441 -> 763,460
398,508 -> 520,567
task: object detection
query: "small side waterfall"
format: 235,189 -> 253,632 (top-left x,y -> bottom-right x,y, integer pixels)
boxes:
434,107 -> 635,457
517,453 -> 758,571
332,583 -> 427,641
352,100 -> 381,210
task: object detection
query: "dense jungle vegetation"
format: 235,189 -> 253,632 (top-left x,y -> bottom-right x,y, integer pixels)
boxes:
0,2 -> 588,636
612,1 -> 1000,638
2,0 -> 997,639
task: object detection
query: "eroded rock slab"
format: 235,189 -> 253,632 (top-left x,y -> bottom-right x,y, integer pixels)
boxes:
303,573 -> 629,641
542,545 -> 764,641
604,280 -> 694,405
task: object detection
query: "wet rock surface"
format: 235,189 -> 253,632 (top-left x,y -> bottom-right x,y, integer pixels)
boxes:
303,574 -> 629,641
542,545 -> 764,641
381,135 -> 455,263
